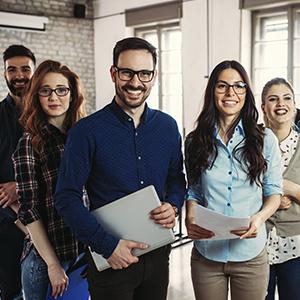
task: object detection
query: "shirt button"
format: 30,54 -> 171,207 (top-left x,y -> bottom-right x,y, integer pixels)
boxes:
227,203 -> 230,206
140,180 -> 144,185
228,171 -> 232,175
128,118 -> 132,122
135,132 -> 138,136
138,156 -> 142,160
228,155 -> 231,159
228,187 -> 232,190
230,140 -> 233,143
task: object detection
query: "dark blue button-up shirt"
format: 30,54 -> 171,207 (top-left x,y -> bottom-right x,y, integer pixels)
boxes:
0,94 -> 22,183
55,99 -> 186,258
0,94 -> 23,222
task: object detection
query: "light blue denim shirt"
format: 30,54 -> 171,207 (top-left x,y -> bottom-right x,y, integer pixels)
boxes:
186,122 -> 282,262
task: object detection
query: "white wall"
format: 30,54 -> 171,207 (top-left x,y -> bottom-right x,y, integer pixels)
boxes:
181,0 -> 208,135
93,0 -> 243,135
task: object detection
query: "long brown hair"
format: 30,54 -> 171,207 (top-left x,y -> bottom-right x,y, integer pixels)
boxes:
20,59 -> 86,152
186,60 -> 266,186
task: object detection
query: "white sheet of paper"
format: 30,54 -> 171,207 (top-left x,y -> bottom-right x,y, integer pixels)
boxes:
195,205 -> 250,240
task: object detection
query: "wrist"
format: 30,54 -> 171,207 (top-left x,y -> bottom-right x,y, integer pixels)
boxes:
172,205 -> 179,217
47,261 -> 61,271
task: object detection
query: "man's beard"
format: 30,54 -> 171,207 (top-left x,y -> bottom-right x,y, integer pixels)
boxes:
5,77 -> 29,98
116,83 -> 150,109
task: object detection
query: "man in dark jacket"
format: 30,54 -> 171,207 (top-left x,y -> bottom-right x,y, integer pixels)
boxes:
0,45 -> 35,300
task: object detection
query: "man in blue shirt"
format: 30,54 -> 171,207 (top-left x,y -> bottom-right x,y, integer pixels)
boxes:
0,45 -> 35,300
55,37 -> 186,300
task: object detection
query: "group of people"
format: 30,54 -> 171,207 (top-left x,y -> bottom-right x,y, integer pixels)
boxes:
0,37 -> 299,300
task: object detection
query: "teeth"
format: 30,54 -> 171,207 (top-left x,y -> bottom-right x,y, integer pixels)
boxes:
275,109 -> 287,115
223,100 -> 237,105
126,89 -> 142,95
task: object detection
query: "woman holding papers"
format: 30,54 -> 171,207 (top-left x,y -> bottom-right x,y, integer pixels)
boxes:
261,78 -> 300,300
185,60 -> 282,300
12,60 -> 87,300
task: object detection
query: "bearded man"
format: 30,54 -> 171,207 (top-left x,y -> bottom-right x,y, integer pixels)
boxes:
0,45 -> 35,300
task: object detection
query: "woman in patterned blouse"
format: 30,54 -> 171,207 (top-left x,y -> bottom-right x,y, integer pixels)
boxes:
262,78 -> 300,300
12,60 -> 86,300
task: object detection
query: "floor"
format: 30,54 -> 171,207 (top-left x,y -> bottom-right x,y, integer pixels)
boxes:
167,241 -> 279,300
168,240 -> 194,300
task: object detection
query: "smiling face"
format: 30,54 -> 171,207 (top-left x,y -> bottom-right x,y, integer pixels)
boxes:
262,83 -> 295,128
38,72 -> 71,127
214,68 -> 246,123
4,56 -> 35,98
110,49 -> 156,111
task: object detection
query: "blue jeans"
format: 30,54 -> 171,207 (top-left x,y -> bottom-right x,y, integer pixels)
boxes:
266,257 -> 300,300
21,247 -> 49,300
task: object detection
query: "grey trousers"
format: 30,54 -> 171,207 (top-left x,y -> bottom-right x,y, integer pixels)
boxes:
191,246 -> 269,300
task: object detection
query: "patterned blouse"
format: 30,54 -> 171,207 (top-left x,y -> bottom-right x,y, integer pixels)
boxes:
267,129 -> 300,264
13,124 -> 88,262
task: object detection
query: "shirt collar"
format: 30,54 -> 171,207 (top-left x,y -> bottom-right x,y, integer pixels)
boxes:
280,129 -> 298,153
109,97 -> 150,125
214,119 -> 245,138
235,120 -> 245,136
41,123 -> 66,138
6,94 -> 16,107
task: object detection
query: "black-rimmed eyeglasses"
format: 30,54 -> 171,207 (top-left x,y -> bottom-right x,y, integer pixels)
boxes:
38,86 -> 70,97
114,67 -> 155,83
215,81 -> 247,95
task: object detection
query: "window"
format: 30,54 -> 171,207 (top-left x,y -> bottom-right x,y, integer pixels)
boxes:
135,23 -> 183,134
252,6 -> 300,106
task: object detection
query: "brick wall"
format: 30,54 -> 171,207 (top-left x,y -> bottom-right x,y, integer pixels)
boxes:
0,0 -> 95,114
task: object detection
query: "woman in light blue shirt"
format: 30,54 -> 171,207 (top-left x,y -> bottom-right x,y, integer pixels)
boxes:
185,60 -> 282,300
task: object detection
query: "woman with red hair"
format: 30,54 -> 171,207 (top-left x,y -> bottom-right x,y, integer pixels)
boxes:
12,60 -> 87,299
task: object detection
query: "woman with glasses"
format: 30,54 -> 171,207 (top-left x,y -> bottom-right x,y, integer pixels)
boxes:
261,78 -> 300,300
12,60 -> 87,299
185,60 -> 282,300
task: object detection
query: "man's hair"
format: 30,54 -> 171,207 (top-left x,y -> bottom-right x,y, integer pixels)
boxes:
3,45 -> 36,65
113,37 -> 157,68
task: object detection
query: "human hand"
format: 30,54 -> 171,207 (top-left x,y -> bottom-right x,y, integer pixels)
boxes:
278,195 -> 292,210
47,263 -> 69,298
185,217 -> 214,240
0,182 -> 18,208
231,213 -> 264,239
150,202 -> 176,229
107,239 -> 148,270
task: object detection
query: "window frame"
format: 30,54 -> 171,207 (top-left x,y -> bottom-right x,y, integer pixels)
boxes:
135,22 -> 183,132
251,4 -> 300,95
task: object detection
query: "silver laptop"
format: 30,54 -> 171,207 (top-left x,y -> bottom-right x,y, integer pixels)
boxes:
90,185 -> 176,271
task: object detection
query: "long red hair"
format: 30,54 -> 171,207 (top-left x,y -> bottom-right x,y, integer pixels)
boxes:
20,60 -> 86,152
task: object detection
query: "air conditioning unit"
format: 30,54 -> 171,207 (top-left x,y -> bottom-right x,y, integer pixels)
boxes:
0,11 -> 49,31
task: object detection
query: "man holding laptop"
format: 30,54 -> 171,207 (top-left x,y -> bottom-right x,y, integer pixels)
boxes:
55,37 -> 186,300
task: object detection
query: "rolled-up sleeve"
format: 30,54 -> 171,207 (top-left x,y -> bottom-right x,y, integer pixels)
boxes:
263,128 -> 283,197
186,182 -> 204,202
12,133 -> 42,225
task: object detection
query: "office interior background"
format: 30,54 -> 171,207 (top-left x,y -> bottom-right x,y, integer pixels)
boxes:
0,0 -> 292,299
1,0 -> 299,135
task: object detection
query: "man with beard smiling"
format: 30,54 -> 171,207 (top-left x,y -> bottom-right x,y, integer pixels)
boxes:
55,37 -> 186,300
0,45 -> 35,300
